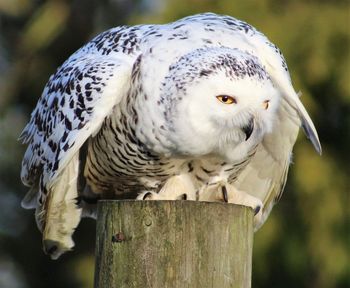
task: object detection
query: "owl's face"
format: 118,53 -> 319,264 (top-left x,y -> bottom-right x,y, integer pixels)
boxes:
184,72 -> 279,160
165,49 -> 280,162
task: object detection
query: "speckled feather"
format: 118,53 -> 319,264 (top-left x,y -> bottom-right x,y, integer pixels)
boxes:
20,13 -> 321,258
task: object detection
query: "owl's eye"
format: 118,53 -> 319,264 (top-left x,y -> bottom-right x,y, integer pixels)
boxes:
216,95 -> 237,104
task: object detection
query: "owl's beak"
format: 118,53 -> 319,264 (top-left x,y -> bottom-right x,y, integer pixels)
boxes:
242,117 -> 254,141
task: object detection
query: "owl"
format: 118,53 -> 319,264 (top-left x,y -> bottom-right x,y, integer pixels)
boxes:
19,13 -> 321,259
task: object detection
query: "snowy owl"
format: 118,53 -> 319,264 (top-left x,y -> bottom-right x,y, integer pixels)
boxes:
19,13 -> 321,259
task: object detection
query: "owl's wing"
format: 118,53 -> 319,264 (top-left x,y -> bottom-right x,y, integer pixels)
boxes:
246,28 -> 322,155
20,51 -> 134,202
19,49 -> 135,258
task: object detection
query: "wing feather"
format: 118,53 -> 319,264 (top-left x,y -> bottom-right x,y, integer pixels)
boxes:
20,49 -> 134,207
248,31 -> 322,154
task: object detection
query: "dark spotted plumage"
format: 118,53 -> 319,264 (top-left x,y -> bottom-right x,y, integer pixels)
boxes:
19,13 -> 321,259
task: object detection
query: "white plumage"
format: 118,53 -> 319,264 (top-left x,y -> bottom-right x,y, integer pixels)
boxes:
19,13 -> 321,259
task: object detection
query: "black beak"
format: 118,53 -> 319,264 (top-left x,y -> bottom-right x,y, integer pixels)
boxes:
242,117 -> 254,141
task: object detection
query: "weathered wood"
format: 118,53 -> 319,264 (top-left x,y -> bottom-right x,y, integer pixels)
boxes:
94,200 -> 254,288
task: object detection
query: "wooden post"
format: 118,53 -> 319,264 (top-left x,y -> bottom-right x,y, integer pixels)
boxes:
94,200 -> 254,288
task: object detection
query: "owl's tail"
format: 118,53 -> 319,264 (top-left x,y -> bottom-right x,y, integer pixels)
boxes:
37,153 -> 82,259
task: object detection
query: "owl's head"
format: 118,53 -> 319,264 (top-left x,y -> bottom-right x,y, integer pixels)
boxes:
162,47 -> 280,161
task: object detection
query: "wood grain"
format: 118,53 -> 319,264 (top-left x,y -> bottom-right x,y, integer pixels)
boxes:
94,200 -> 253,288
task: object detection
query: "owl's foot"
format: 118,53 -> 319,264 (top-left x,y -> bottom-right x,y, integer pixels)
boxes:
137,174 -> 196,201
137,191 -> 188,200
199,182 -> 263,220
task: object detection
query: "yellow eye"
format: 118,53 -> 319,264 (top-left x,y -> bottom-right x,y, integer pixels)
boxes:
263,100 -> 270,110
216,95 -> 237,104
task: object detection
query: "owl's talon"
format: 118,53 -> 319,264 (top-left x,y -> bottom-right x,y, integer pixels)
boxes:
254,205 -> 261,215
180,193 -> 187,200
221,186 -> 228,203
142,192 -> 153,200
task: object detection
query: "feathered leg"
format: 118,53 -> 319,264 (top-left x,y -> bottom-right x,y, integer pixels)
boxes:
37,153 -> 82,259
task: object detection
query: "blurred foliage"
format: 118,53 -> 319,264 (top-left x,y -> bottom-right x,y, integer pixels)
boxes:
0,0 -> 349,287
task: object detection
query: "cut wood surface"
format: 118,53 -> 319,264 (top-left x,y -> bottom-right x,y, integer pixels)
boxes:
94,200 -> 254,288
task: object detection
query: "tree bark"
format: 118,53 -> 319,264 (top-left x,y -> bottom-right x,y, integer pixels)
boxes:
94,200 -> 253,288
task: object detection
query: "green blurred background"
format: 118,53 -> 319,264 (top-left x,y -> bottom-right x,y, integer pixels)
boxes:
0,0 -> 349,287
